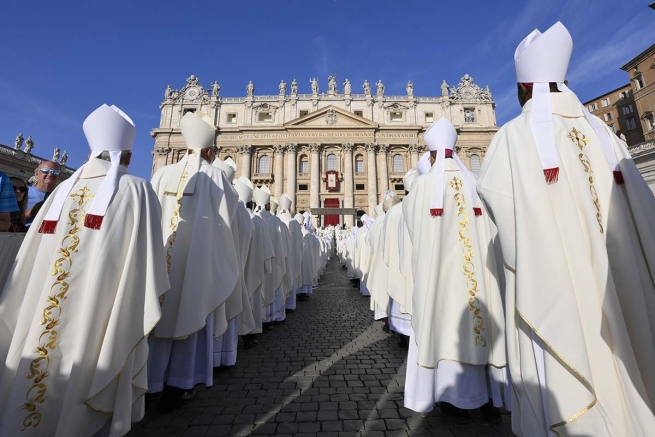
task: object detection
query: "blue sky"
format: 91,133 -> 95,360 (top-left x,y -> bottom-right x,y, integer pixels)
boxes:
1,0 -> 653,180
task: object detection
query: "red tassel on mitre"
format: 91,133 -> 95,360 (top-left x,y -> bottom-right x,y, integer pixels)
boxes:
613,171 -> 625,185
430,208 -> 443,217
543,167 -> 559,184
38,220 -> 58,234
473,208 -> 483,216
84,214 -> 104,230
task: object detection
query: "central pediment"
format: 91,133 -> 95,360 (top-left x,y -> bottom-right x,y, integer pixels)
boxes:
285,105 -> 378,129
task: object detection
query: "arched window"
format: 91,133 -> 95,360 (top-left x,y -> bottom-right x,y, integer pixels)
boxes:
355,155 -> 364,173
392,154 -> 404,173
326,153 -> 337,171
299,155 -> 309,174
258,155 -> 270,173
470,154 -> 481,175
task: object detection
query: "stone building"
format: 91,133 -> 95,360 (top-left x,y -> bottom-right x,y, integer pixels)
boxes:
0,138 -> 74,184
151,74 -> 498,226
583,84 -> 644,146
621,43 -> 655,142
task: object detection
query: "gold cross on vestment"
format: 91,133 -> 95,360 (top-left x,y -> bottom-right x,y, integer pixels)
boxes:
449,177 -> 463,191
70,187 -> 93,206
568,127 -> 590,151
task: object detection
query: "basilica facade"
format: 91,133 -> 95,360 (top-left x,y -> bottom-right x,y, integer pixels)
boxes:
151,74 -> 498,226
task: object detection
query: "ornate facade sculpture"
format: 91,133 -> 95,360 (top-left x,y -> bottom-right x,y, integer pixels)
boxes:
310,77 -> 319,94
211,81 -> 221,98
52,147 -> 60,162
24,136 -> 34,154
237,145 -> 252,155
406,81 -> 414,97
309,143 -> 322,153
341,142 -> 354,152
376,80 -> 385,97
279,80 -> 287,95
343,79 -> 351,95
449,74 -> 492,102
365,143 -> 377,153
14,133 -> 23,150
326,109 -> 338,126
59,150 -> 68,165
291,79 -> 298,95
273,144 -> 286,155
441,80 -> 449,97
246,81 -> 255,97
363,80 -> 371,96
328,75 -> 338,95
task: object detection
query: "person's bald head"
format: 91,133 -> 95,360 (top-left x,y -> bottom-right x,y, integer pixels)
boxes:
35,161 -> 60,191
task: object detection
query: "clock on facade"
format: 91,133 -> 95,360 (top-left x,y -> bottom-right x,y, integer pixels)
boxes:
461,87 -> 474,99
184,87 -> 200,100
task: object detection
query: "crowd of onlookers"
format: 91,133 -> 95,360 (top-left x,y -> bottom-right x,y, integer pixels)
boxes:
0,160 -> 61,233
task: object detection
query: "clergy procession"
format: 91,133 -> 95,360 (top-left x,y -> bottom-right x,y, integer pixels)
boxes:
1,18 -> 655,437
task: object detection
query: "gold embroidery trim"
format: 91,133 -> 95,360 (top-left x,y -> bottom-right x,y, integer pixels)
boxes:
450,177 -> 486,347
22,187 -> 93,431
568,128 -> 603,234
162,170 -> 189,306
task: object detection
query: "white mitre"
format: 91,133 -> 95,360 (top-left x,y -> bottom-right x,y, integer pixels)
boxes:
374,204 -> 384,218
166,111 -> 216,195
234,176 -> 253,203
515,21 -> 621,183
425,117 -> 482,217
294,213 -> 304,225
279,194 -> 293,212
270,196 -> 279,214
253,187 -> 270,208
41,104 -> 136,233
213,157 -> 236,183
417,152 -> 431,175
382,190 -> 401,212
403,168 -> 419,192
302,211 -> 312,230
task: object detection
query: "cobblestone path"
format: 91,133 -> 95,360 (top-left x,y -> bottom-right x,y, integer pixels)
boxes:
128,257 -> 512,437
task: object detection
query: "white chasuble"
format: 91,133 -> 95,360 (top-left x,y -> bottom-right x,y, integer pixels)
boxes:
151,159 -> 239,340
403,160 -> 506,370
246,211 -> 274,333
279,212 -> 304,288
299,227 -> 318,291
257,211 -> 287,307
477,92 -> 655,437
0,159 -> 169,437
365,214 -> 390,315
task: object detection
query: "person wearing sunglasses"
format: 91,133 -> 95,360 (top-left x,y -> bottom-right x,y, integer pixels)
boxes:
0,171 -> 19,232
9,177 -> 28,232
25,160 -> 60,226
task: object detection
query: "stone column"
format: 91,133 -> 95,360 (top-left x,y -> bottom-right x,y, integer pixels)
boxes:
342,143 -> 354,227
238,145 -> 252,178
339,199 -> 344,226
377,144 -> 389,196
153,146 -> 171,175
286,143 -> 297,208
366,143 -> 378,214
309,143 -> 322,217
409,144 -> 420,168
273,144 -> 285,200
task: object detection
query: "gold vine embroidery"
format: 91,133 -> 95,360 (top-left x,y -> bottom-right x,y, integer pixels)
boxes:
22,187 -> 92,431
163,171 -> 189,306
568,128 -> 604,234
450,177 -> 486,347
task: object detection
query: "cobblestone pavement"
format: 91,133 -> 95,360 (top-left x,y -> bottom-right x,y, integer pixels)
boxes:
128,257 -> 513,437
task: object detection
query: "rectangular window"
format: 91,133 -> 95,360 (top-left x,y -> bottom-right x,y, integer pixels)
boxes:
299,110 -> 309,117
355,184 -> 365,191
604,113 -> 613,121
635,76 -> 645,90
355,160 -> 364,173
609,123 -> 616,133
588,103 -> 597,112
389,111 -> 403,121
226,113 -> 237,123
601,98 -> 610,107
464,108 -> 476,123
394,184 -> 404,191
183,108 -> 196,116
622,105 -> 634,115
647,114 -> 655,131
354,110 -> 364,117
626,117 -> 637,130
258,112 -> 273,122
425,112 -> 434,123
298,184 -> 309,191
299,161 -> 309,174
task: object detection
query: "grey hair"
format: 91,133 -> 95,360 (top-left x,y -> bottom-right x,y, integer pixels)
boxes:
97,150 -> 132,165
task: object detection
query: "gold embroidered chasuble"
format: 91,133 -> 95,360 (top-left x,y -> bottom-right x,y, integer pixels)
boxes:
477,92 -> 655,436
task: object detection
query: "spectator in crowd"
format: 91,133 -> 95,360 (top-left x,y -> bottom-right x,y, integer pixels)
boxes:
26,160 -> 60,226
9,177 -> 28,232
0,171 -> 19,232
